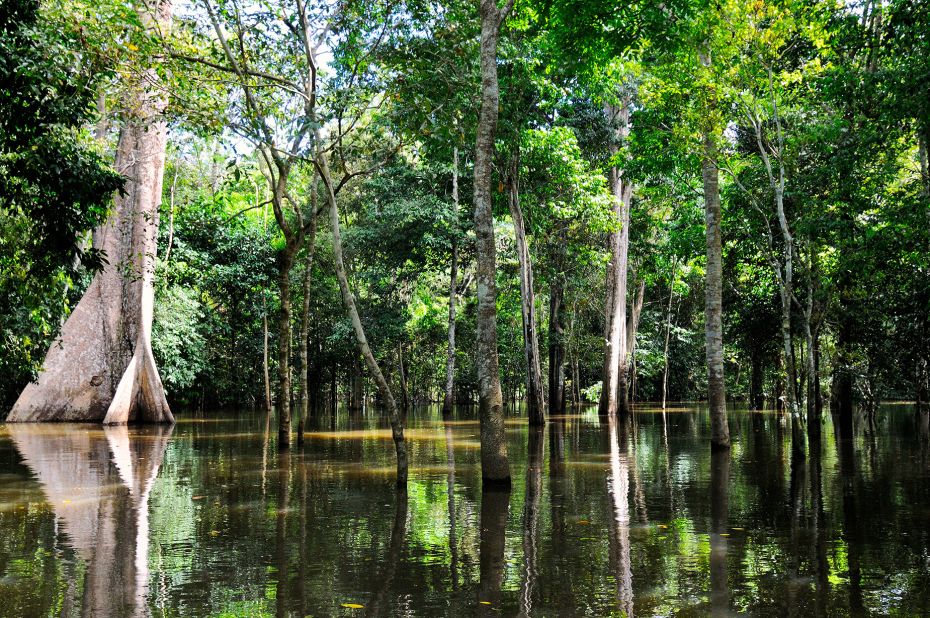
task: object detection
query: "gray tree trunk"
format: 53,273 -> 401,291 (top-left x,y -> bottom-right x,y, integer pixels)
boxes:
473,0 -> 513,486
661,270 -> 677,411
276,241 -> 298,448
622,279 -> 645,405
443,147 -> 460,417
8,0 -> 174,425
548,277 -> 565,416
702,132 -> 730,449
598,99 -> 632,419
507,152 -> 546,425
319,152 -> 408,486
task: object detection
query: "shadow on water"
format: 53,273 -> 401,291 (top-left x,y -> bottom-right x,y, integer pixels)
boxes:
1,402 -> 930,616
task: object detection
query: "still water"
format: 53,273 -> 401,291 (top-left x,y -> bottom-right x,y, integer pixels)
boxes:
1,405 -> 928,617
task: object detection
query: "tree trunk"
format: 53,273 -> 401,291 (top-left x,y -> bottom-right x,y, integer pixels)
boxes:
276,244 -> 297,449
397,342 -> 410,412
442,147 -> 460,417
263,300 -> 273,415
599,98 -> 632,419
548,277 -> 565,417
296,209 -> 318,447
473,0 -> 512,486
702,132 -> 730,449
661,274 -> 676,411
8,0 -> 174,425
318,152 -> 408,487
507,151 -> 546,425
623,278 -> 645,406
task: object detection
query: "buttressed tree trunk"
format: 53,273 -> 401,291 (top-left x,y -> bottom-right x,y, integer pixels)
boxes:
8,0 -> 174,425
473,0 -> 514,486
507,151 -> 546,425
442,147 -> 460,417
599,98 -> 632,418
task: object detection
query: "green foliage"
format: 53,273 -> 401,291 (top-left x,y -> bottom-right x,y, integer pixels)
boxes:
0,0 -> 122,411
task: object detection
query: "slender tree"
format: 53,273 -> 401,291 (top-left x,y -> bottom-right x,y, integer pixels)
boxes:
473,0 -> 515,486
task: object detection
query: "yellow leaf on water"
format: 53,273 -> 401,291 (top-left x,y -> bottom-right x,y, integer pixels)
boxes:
341,603 -> 364,609
720,533 -> 730,537
209,530 -> 220,536
732,527 -> 745,531
657,524 -> 668,529
479,601 -> 492,605
577,519 -> 590,525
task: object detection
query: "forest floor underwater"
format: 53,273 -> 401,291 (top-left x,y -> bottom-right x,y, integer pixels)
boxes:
0,403 -> 928,617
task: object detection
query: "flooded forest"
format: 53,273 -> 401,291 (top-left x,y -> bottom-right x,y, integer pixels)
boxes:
1,0 -> 929,616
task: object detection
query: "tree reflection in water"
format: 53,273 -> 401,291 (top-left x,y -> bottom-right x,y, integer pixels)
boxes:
8,423 -> 172,618
2,405 -> 930,616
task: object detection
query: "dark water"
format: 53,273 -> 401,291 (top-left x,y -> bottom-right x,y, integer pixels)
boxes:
1,404 -> 929,617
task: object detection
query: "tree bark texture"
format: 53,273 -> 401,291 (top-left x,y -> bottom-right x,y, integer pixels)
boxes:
598,99 -> 632,419
507,152 -> 546,425
319,152 -> 408,486
276,244 -> 297,449
443,147 -> 460,417
703,132 -> 730,449
8,0 -> 175,425
473,0 -> 513,486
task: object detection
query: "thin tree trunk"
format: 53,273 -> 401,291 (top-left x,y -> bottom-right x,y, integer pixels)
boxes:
548,276 -> 565,417
318,152 -> 408,486
473,0 -> 514,486
702,130 -> 730,449
276,244 -> 297,449
297,207 -> 318,447
507,151 -> 546,425
9,0 -> 175,425
443,147 -> 460,417
623,279 -> 645,405
661,273 -> 676,411
599,98 -> 633,418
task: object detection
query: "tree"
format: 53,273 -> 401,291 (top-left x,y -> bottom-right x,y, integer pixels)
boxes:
7,0 -> 175,425
474,0 -> 515,486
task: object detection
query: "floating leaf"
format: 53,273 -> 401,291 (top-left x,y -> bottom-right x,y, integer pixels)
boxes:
479,601 -> 492,606
341,603 -> 364,609
209,530 -> 220,537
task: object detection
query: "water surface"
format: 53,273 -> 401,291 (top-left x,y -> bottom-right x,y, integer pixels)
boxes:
1,404 -> 928,617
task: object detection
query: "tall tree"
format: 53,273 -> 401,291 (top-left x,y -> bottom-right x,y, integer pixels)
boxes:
8,0 -> 175,425
474,0 -> 515,486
